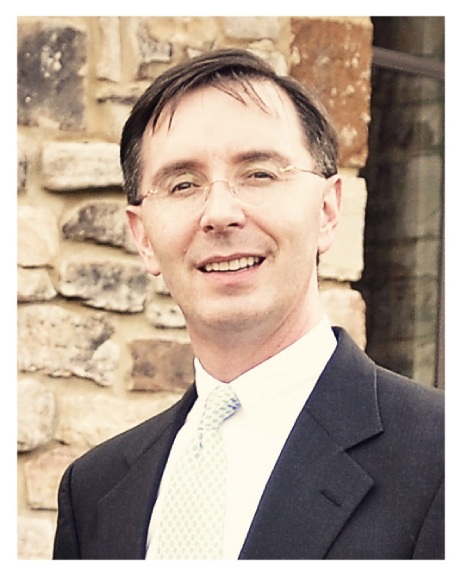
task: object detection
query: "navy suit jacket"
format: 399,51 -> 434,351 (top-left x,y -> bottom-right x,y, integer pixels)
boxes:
53,328 -> 444,559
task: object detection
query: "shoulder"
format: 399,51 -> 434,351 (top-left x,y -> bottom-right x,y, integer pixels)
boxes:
67,387 -> 196,488
375,365 -> 444,442
331,326 -> 444,446
333,326 -> 443,410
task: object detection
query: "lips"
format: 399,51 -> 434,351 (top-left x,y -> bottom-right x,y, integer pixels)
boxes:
199,256 -> 264,273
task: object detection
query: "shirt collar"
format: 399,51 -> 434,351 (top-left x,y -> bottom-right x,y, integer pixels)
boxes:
194,315 -> 337,416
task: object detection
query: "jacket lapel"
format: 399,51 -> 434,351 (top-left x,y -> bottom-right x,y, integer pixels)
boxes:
239,328 -> 384,559
93,386 -> 197,559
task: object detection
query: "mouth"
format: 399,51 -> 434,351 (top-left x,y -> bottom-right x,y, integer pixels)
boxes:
199,256 -> 264,273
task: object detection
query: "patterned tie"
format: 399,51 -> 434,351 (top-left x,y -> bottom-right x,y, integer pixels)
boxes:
156,384 -> 241,559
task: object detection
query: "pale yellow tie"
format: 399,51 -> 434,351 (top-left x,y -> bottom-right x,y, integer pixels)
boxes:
156,384 -> 241,559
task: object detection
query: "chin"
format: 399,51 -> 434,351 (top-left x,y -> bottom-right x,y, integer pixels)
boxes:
197,300 -> 284,336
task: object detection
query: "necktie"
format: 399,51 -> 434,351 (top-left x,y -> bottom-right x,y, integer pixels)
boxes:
156,384 -> 241,559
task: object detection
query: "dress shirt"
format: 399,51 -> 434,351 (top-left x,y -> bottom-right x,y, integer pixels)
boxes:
146,315 -> 337,559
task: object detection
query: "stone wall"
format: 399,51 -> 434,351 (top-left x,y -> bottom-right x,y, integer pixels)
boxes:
17,16 -> 372,559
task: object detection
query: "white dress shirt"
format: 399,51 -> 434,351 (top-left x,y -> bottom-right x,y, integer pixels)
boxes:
146,315 -> 337,559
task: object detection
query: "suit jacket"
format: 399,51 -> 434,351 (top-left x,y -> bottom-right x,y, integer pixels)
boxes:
53,328 -> 444,560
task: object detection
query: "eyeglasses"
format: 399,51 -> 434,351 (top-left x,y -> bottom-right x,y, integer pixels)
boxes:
136,158 -> 326,209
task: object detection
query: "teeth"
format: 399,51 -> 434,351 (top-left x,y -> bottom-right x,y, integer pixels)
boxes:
204,256 -> 261,273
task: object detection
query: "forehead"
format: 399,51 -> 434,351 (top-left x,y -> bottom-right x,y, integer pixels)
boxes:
158,80 -> 298,129
141,80 -> 309,166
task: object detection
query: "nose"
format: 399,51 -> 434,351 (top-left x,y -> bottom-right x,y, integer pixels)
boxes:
199,180 -> 247,232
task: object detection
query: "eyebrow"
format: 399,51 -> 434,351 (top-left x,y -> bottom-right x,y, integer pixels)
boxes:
231,149 -> 291,166
149,149 -> 293,184
149,159 -> 205,186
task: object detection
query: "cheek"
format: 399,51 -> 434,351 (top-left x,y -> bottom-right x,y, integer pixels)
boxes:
151,219 -> 193,278
290,231 -> 320,271
271,204 -> 322,255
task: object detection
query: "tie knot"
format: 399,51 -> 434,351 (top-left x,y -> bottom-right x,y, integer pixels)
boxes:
199,384 -> 240,430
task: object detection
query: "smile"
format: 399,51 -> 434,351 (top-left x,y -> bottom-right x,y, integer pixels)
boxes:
201,256 -> 263,273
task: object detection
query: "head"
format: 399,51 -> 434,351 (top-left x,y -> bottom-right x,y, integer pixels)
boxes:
121,49 -> 338,206
122,48 -> 342,364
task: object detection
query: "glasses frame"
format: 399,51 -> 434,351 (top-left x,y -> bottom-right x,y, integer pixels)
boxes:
133,164 -> 327,207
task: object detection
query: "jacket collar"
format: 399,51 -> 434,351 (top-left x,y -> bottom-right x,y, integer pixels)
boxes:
239,328 -> 383,559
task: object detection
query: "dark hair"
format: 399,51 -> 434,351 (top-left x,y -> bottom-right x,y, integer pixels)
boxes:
120,48 -> 338,205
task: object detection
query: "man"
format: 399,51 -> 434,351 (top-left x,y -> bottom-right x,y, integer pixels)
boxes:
53,49 -> 444,560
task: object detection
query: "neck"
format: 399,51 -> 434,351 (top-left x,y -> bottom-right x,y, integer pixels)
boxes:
188,304 -> 325,383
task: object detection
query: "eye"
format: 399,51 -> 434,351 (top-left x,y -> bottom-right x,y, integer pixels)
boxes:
240,165 -> 279,186
248,170 -> 275,180
170,180 -> 198,194
165,172 -> 203,196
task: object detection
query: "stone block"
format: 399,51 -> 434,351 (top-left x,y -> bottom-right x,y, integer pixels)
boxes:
17,267 -> 57,302
62,200 -> 136,253
155,274 -> 171,295
139,35 -> 172,64
394,102 -> 443,151
248,40 -> 288,75
17,205 -> 60,267
414,277 -> 440,339
56,390 -> 181,447
320,286 -> 366,349
146,300 -> 186,329
135,20 -> 173,79
17,131 -> 42,195
57,257 -> 151,312
362,238 -> 441,284
17,134 -> 29,194
408,156 -> 444,238
222,16 -> 281,40
319,174 -> 367,282
369,94 -> 443,155
96,17 -> 122,82
414,340 -> 437,388
24,446 -> 84,510
95,82 -> 147,141
17,20 -> 87,131
393,74 -> 444,106
17,378 -> 56,452
96,82 -> 147,107
362,274 -> 439,344
17,514 -> 55,560
290,17 -> 372,168
17,304 -> 119,387
130,338 -> 194,392
365,155 -> 442,243
143,16 -> 220,49
42,140 -> 123,191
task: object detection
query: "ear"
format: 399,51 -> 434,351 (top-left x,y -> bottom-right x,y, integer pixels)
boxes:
126,206 -> 162,276
318,174 -> 342,255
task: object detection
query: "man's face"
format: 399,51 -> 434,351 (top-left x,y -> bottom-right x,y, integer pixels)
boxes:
127,80 -> 341,343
